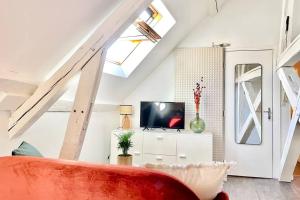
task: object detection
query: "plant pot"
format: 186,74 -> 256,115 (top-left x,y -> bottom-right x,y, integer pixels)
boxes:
117,155 -> 132,166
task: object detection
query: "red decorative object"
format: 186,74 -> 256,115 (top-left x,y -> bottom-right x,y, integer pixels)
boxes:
193,77 -> 206,113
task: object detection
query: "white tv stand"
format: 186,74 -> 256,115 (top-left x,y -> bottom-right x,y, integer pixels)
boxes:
110,129 -> 213,165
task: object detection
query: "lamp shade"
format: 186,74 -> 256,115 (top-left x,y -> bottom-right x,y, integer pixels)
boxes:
120,105 -> 132,115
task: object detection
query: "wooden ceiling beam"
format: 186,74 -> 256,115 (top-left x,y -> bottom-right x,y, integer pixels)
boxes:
0,78 -> 37,111
277,67 -> 300,182
48,100 -> 118,112
279,89 -> 300,182
0,78 -> 37,95
8,0 -> 151,138
59,49 -> 105,160
0,92 -> 30,111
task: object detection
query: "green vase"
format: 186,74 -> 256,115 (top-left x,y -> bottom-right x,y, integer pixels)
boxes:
190,113 -> 205,133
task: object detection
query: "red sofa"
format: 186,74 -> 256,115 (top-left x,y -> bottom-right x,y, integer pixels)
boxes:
0,156 -> 228,200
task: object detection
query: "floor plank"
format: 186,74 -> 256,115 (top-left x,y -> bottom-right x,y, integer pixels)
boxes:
224,176 -> 300,200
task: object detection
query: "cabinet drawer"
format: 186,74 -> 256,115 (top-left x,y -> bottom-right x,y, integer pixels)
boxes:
177,133 -> 213,164
130,133 -> 143,154
131,150 -> 143,165
143,133 -> 176,155
143,154 -> 177,165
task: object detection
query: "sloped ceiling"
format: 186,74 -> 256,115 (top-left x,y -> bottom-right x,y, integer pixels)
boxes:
0,0 -> 224,106
63,0 -> 214,104
0,0 -> 120,83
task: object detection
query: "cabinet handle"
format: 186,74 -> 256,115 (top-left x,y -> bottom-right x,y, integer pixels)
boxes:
156,136 -> 163,140
134,151 -> 141,156
179,154 -> 187,159
156,156 -> 163,161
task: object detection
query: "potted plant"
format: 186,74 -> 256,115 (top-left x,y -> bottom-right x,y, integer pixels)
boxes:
116,131 -> 134,165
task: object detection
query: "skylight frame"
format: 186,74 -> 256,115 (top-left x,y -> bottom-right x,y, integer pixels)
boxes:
103,0 -> 176,78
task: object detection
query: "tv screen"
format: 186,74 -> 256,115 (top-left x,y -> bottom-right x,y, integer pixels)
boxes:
140,101 -> 185,129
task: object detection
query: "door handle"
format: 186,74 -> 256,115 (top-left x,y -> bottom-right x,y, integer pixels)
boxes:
263,107 -> 271,120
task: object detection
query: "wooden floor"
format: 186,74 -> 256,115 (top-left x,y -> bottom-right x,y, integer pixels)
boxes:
294,162 -> 300,176
224,176 -> 300,200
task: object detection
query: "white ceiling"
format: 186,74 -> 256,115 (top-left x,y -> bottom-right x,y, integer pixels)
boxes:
0,0 -> 221,105
0,0 -> 121,83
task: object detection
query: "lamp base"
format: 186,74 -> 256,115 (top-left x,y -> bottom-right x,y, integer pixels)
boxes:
122,115 -> 131,130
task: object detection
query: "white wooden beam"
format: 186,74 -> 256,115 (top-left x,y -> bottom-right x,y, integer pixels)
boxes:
0,92 -> 30,111
278,0 -> 288,54
49,100 -> 118,112
0,78 -> 37,95
277,67 -> 300,108
0,70 -> 38,85
279,89 -> 300,182
238,90 -> 261,144
0,78 -> 37,111
8,0 -> 151,138
59,49 -> 105,160
278,0 -> 295,55
277,0 -> 300,69
277,66 -> 300,181
278,34 -> 300,68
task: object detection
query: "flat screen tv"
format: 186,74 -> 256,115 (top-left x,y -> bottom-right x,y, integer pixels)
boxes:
140,101 -> 185,130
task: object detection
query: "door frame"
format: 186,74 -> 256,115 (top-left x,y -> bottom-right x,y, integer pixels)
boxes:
224,48 -> 280,179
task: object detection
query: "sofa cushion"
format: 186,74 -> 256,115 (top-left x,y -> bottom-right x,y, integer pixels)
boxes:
12,141 -> 43,157
145,162 -> 231,200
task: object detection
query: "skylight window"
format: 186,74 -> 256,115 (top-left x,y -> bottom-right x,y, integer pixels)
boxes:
103,0 -> 176,78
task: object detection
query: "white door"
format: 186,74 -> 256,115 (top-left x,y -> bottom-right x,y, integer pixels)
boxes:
225,49 -> 273,178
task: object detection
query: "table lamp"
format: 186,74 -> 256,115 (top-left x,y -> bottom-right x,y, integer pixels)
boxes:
120,105 -> 132,130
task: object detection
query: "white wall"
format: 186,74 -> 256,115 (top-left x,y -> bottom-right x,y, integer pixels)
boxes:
0,111 -> 119,163
124,0 -> 282,128
79,111 -> 119,162
180,0 -> 281,48
124,53 -> 176,127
